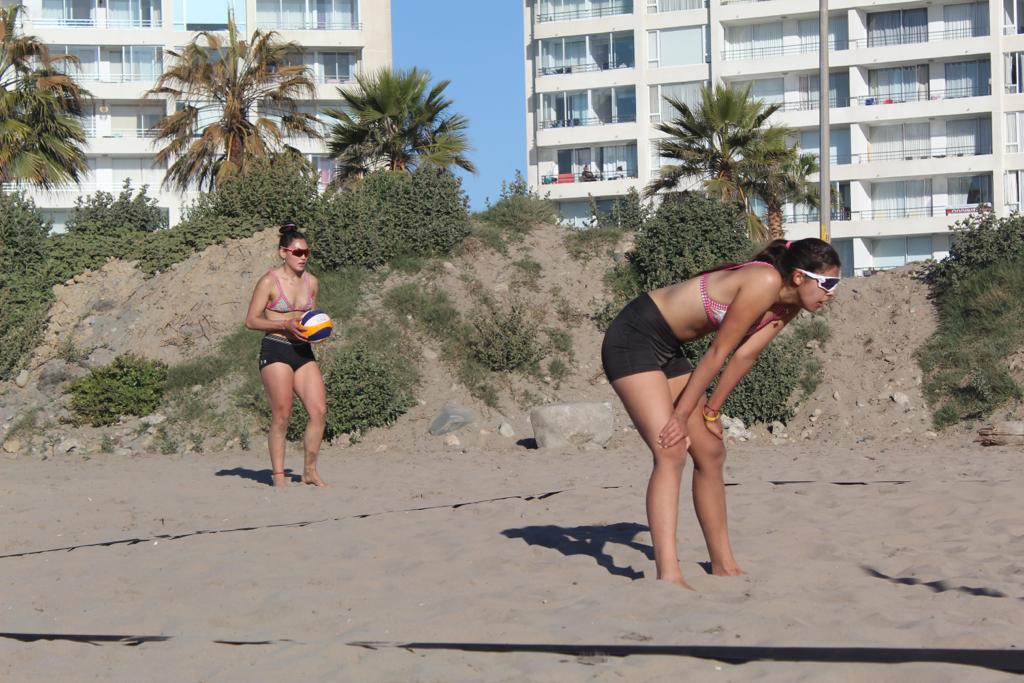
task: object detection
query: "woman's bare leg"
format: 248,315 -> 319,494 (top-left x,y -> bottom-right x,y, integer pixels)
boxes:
293,361 -> 328,487
261,363 -> 295,488
611,371 -> 692,588
686,396 -> 743,576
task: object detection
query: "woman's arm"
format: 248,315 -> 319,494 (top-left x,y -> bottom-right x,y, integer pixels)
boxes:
658,269 -> 782,449
704,309 -> 797,414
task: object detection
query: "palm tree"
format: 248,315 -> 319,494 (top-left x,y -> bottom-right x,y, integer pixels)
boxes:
749,148 -> 820,240
0,5 -> 89,188
325,67 -> 475,182
646,83 -> 791,238
147,12 -> 320,192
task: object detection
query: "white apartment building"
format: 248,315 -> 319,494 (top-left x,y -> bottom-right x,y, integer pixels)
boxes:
6,0 -> 391,229
525,0 -> 1024,275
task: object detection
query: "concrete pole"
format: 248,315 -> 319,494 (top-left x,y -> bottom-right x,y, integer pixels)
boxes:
819,0 -> 831,242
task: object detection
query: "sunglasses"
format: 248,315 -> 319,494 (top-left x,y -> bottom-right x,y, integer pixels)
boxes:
795,268 -> 841,293
283,247 -> 311,258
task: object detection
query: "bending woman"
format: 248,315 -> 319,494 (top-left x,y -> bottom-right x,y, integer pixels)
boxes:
244,224 -> 328,488
602,238 -> 840,588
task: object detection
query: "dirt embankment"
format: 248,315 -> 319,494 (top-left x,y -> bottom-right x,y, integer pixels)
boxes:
0,226 -> 976,458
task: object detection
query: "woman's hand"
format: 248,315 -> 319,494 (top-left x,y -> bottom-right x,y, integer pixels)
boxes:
284,317 -> 308,341
657,413 -> 690,451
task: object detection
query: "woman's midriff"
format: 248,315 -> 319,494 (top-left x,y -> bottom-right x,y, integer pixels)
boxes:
648,282 -> 712,342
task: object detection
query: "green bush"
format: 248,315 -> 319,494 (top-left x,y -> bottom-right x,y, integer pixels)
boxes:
474,171 -> 557,250
467,300 -> 542,372
0,193 -> 53,380
924,212 -> 1024,301
315,167 -> 470,270
68,354 -> 168,426
66,180 -> 166,236
917,256 -> 1024,427
596,188 -> 650,234
632,193 -> 753,290
287,343 -> 416,441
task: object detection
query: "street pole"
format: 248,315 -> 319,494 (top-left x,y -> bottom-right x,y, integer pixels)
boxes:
819,0 -> 831,242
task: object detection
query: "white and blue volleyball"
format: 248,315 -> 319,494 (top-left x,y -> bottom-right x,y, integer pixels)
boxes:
299,309 -> 333,343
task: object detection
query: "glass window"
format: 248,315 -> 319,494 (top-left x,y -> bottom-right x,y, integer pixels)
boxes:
907,236 -> 933,262
653,26 -> 704,66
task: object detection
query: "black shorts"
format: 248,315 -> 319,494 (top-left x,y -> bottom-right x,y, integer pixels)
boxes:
259,335 -> 316,372
601,293 -> 693,382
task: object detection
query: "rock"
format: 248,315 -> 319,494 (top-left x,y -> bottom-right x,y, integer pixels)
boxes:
833,390 -> 840,401
890,392 -> 910,407
57,438 -> 80,454
924,431 -> 938,439
114,447 -> 133,457
442,261 -> 456,272
2,438 -> 21,454
428,406 -> 476,436
422,348 -> 439,361
805,340 -> 820,350
38,360 -> 88,389
443,434 -> 461,447
141,413 -> 167,426
530,402 -> 614,449
769,421 -> 787,436
498,422 -> 515,438
493,283 -> 509,293
14,370 -> 29,388
883,355 -> 898,365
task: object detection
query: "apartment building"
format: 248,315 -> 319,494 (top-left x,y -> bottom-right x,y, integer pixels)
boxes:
525,0 -> 1023,275
7,0 -> 391,229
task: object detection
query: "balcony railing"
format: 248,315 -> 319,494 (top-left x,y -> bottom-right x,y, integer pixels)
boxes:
720,0 -> 778,5
853,85 -> 990,106
778,96 -> 850,111
538,114 -> 636,129
848,26 -> 988,49
852,206 -> 936,220
651,0 -> 707,10
68,71 -> 162,83
1,181 -> 173,194
538,61 -> 634,76
722,40 -> 848,61
538,2 -> 633,23
853,145 -> 991,163
789,208 -> 852,223
248,19 -> 362,31
84,125 -> 160,139
32,17 -> 97,27
540,169 -> 638,184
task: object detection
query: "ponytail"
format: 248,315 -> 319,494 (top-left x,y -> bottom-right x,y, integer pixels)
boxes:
278,222 -> 306,248
750,238 -> 841,279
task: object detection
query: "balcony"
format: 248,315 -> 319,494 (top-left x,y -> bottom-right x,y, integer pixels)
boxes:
539,114 -> 636,129
540,168 -> 637,184
779,96 -> 850,111
254,17 -> 361,30
71,70 -> 162,83
853,85 -> 991,106
538,60 -> 634,76
852,144 -> 991,163
848,26 -> 989,49
789,208 -> 852,223
722,40 -> 849,61
852,204 -> 991,220
84,125 -> 159,139
537,0 -> 633,23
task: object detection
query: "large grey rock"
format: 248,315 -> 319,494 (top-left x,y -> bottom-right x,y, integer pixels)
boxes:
57,438 -> 81,454
498,422 -> 515,438
530,402 -> 614,449
38,360 -> 88,389
429,406 -> 476,436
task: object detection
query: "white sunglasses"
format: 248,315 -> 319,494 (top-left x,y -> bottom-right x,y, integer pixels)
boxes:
795,268 -> 841,293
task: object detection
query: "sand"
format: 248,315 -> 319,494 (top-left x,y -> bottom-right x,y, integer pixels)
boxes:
2,437 -> 1022,682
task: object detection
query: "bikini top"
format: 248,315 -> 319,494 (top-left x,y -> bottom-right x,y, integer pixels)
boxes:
698,261 -> 790,337
265,270 -> 315,313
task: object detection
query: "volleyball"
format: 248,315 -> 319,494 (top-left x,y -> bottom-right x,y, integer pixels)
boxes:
299,309 -> 333,343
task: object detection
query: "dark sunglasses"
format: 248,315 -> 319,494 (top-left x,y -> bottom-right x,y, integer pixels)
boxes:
283,247 -> 311,258
795,268 -> 840,292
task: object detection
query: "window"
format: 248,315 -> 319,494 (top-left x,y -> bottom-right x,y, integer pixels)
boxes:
944,60 -> 991,97
540,86 -> 636,127
945,117 -> 992,155
800,127 -> 851,164
647,0 -> 703,10
797,15 -> 849,52
832,238 -> 854,278
870,179 -> 933,218
1007,0 -> 1024,35
730,77 -> 784,104
944,3 -> 989,38
868,122 -> 931,161
867,8 -> 928,47
649,81 -> 704,122
540,32 -> 634,73
724,22 -> 783,60
649,26 -> 707,66
1006,52 -> 1024,93
947,174 -> 992,207
1005,169 -> 1024,210
873,236 -> 934,269
868,65 -> 929,103
540,0 -> 633,21
1006,112 -> 1024,152
319,52 -> 354,83
798,72 -> 850,108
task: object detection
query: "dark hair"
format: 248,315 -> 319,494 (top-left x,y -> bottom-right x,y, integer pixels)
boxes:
750,238 -> 841,279
278,222 -> 307,248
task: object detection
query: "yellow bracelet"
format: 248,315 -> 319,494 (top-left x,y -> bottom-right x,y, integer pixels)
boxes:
702,407 -> 720,422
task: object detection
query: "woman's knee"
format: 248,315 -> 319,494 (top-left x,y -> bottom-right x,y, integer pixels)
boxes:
691,443 -> 726,472
305,403 -> 327,424
269,406 -> 292,429
651,444 -> 688,471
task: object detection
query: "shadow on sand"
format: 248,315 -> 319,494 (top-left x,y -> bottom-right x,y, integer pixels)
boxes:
502,522 -> 653,580
214,467 -> 300,486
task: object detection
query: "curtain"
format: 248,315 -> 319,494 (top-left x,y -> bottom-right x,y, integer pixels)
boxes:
43,0 -> 64,21
903,122 -> 931,158
752,22 -> 783,57
868,11 -> 902,46
798,18 -> 817,52
903,9 -> 928,43
1006,171 -> 1022,208
1007,113 -> 1021,152
799,16 -> 849,51
801,72 -> 850,107
948,174 -> 991,205
614,87 -> 635,122
725,25 -> 750,57
657,81 -> 702,120
871,180 -> 932,216
592,89 -> 613,123
869,124 -> 903,159
565,38 -> 586,68
946,117 -> 991,153
599,144 -> 637,177
945,60 -> 990,97
870,66 -> 928,101
109,0 -> 131,24
131,47 -> 159,79
256,0 -> 277,26
568,91 -> 589,123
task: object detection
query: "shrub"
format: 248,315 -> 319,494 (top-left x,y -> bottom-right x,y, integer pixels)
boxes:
467,300 -> 542,372
315,167 -> 470,270
0,193 -> 53,380
287,343 -> 416,441
68,354 -> 168,426
474,171 -> 557,249
924,212 -> 1024,301
596,188 -> 650,234
632,193 -> 753,291
66,180 -> 166,236
917,256 -> 1024,427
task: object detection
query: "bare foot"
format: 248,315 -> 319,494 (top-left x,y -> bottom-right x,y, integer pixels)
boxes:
302,468 -> 328,487
271,471 -> 289,489
657,574 -> 696,591
711,564 -> 746,577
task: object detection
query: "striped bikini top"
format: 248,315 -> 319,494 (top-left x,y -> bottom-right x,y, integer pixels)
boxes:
265,270 -> 315,313
699,261 -> 790,336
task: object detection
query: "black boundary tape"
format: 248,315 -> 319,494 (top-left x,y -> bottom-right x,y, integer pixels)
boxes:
0,632 -> 170,646
348,641 -> 1024,673
0,486 -> 619,560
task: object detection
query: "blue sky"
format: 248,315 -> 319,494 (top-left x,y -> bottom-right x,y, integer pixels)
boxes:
392,1 -> 526,210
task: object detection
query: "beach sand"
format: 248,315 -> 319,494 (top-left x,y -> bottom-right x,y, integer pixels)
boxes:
2,439 -> 1022,682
